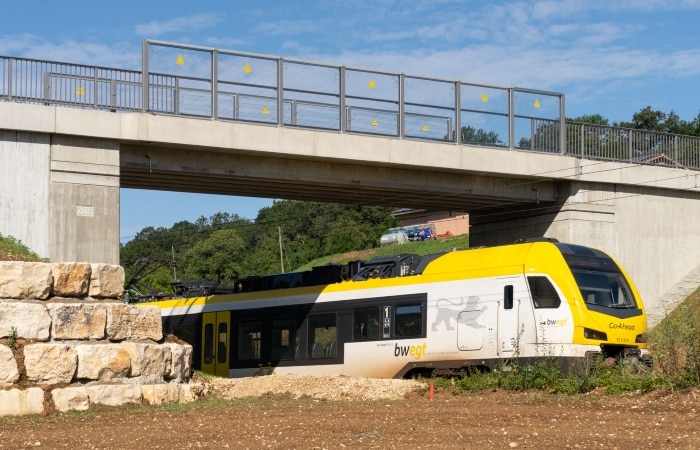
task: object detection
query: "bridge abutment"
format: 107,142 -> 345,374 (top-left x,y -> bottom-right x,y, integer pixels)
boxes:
0,131 -> 119,264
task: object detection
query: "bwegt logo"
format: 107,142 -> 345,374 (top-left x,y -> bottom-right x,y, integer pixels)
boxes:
394,342 -> 427,360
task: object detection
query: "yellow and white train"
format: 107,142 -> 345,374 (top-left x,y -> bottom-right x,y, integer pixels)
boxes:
142,238 -> 649,378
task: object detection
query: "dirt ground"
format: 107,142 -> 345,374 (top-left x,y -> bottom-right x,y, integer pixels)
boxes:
1,375 -> 700,449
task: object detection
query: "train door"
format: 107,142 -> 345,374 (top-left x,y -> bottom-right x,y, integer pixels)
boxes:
497,278 -> 520,356
201,311 -> 231,377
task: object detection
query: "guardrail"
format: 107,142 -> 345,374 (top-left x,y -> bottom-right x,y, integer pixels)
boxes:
1,40 -> 698,170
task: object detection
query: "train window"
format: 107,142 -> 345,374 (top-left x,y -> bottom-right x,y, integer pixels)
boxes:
572,270 -> 637,309
395,304 -> 423,337
308,313 -> 337,359
237,320 -> 262,361
203,323 -> 214,364
527,276 -> 561,309
217,322 -> 228,364
504,285 -> 514,310
271,318 -> 298,360
353,307 -> 381,340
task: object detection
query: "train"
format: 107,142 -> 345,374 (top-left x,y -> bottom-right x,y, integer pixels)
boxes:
137,238 -> 650,378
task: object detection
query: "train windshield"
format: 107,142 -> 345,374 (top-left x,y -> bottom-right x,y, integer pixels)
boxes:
571,270 -> 637,309
556,243 -> 639,311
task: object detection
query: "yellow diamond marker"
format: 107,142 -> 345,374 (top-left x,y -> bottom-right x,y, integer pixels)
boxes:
262,106 -> 269,115
534,99 -> 541,109
176,55 -> 184,65
76,86 -> 85,95
244,63 -> 252,74
422,124 -> 429,132
371,118 -> 378,127
481,93 -> 488,102
368,79 -> 376,89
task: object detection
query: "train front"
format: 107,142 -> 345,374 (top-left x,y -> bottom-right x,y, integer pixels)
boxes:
556,243 -> 651,368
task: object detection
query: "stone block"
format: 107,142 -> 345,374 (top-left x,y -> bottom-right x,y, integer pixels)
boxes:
86,384 -> 142,406
89,264 -> 125,298
142,383 -> 181,405
121,342 -> 165,377
49,303 -> 106,339
0,388 -> 44,417
163,342 -> 193,380
51,262 -> 91,297
0,261 -> 53,299
0,345 -> 19,385
105,303 -> 162,341
24,343 -> 77,384
76,343 -> 130,381
52,386 -> 89,412
180,382 -> 206,403
0,300 -> 51,341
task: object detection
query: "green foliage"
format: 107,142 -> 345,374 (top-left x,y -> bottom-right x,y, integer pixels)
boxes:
648,287 -> 700,388
185,228 -> 245,284
120,201 -> 400,294
297,234 -> 470,270
6,326 -> 18,350
0,233 -> 47,262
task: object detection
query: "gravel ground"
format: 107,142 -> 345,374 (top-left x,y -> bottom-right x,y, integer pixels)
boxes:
1,375 -> 699,449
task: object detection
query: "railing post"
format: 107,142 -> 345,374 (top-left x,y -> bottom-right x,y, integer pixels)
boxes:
7,58 -> 12,101
559,93 -> 566,154
674,135 -> 679,166
339,66 -> 346,133
277,57 -> 284,126
211,49 -> 218,120
93,70 -> 99,110
110,79 -> 117,112
398,73 -> 405,139
454,81 -> 461,144
628,130 -> 634,161
580,123 -> 585,159
141,40 -> 149,113
508,88 -> 515,149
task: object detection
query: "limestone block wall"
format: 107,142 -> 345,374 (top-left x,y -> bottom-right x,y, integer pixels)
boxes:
0,262 -> 202,417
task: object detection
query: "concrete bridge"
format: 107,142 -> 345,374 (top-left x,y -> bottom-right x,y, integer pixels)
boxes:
1,41 -> 700,325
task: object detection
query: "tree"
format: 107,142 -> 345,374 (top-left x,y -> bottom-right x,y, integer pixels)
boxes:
184,228 -> 245,283
459,126 -> 502,146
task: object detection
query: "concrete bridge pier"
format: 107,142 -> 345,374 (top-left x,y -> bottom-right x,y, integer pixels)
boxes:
469,179 -> 700,327
0,131 -> 119,264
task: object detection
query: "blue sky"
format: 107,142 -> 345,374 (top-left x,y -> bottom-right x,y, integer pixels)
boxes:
2,0 -> 699,242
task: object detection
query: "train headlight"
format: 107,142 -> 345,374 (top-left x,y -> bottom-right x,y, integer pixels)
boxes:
635,333 -> 647,343
584,327 -> 608,341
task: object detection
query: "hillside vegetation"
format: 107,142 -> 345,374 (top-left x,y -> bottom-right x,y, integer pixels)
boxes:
297,233 -> 470,270
0,233 -> 46,262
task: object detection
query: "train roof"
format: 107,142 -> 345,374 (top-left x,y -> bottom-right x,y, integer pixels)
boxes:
163,238 -> 586,299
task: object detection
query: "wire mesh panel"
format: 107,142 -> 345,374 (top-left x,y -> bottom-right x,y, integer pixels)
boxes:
218,52 -> 278,123
147,44 -> 212,117
403,76 -> 455,142
460,83 -> 510,147
513,89 -> 562,153
283,61 -> 340,130
345,68 -> 399,136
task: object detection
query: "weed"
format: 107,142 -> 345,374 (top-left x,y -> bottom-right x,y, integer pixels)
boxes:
7,326 -> 18,350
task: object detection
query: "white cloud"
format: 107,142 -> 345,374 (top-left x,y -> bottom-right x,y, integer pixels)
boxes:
0,35 -> 139,69
134,13 -> 223,37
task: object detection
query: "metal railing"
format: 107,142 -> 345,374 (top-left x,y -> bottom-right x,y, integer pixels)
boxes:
1,40 -> 698,171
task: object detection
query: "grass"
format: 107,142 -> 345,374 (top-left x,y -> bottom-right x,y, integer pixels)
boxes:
297,234 -> 470,270
0,233 -> 47,262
